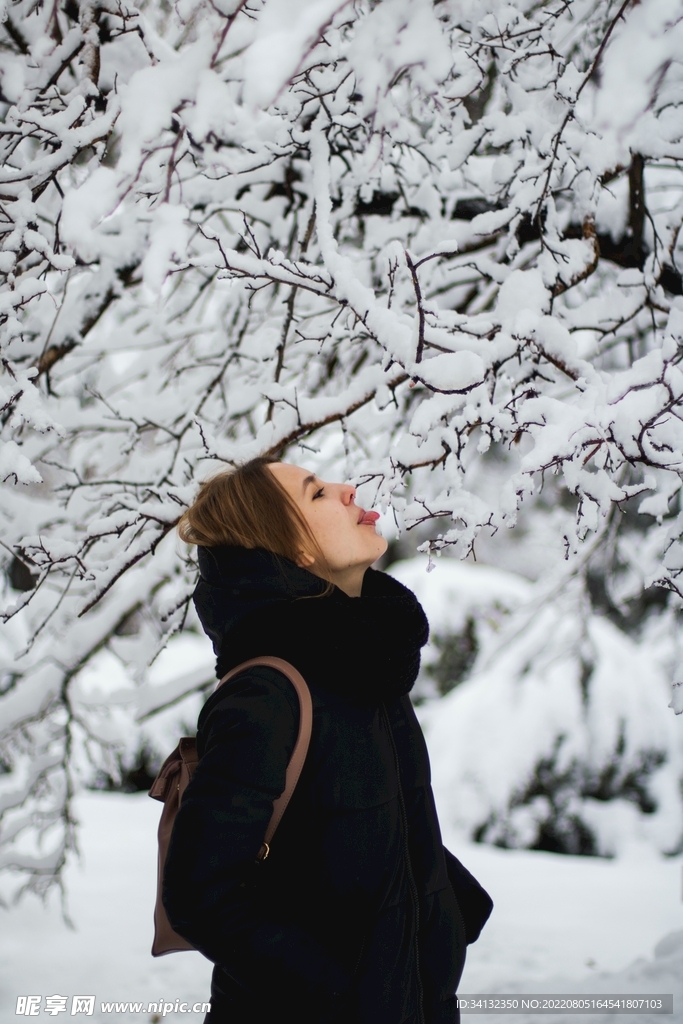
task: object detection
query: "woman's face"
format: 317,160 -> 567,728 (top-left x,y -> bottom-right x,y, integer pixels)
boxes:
268,462 -> 388,595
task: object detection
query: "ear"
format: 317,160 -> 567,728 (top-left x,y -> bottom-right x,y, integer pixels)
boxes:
296,550 -> 315,568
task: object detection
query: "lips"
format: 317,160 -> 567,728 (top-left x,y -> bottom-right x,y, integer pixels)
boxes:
358,508 -> 380,525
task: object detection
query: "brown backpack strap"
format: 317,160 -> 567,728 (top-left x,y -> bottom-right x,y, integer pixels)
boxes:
216,656 -> 313,861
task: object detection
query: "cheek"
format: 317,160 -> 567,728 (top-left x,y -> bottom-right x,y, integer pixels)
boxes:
305,506 -> 343,544
309,508 -> 357,558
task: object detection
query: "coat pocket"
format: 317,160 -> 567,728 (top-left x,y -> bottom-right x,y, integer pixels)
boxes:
443,846 -> 493,944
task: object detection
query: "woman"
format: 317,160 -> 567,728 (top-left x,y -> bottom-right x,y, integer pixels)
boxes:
163,458 -> 489,1024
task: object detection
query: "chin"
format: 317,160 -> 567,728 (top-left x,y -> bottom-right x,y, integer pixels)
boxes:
372,536 -> 389,560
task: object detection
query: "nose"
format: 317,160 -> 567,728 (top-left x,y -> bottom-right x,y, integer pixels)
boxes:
340,483 -> 356,504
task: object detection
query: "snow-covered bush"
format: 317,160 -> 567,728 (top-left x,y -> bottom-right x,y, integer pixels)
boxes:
399,556 -> 683,857
1,0 -> 683,893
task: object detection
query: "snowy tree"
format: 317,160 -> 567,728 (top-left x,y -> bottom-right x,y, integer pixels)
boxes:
2,0 -> 683,895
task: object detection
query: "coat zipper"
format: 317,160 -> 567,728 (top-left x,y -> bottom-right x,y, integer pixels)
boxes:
382,704 -> 425,1024
352,930 -> 367,978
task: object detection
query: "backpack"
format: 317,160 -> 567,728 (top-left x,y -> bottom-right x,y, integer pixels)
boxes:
148,656 -> 313,957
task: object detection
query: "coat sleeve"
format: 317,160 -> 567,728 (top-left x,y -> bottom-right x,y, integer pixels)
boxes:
162,667 -> 351,1013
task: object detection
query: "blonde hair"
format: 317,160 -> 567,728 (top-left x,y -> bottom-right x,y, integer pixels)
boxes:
178,457 -> 329,576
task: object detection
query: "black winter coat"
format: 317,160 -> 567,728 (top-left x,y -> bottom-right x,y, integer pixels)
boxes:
163,547 -> 468,1024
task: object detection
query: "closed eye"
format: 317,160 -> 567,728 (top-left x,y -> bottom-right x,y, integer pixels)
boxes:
313,487 -> 325,499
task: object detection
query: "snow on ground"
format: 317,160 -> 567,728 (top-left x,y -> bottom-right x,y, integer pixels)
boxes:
444,831 -> 682,988
0,791 -> 681,1022
0,793 -> 213,1023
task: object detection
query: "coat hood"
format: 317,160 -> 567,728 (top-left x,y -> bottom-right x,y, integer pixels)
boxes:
194,545 -> 327,657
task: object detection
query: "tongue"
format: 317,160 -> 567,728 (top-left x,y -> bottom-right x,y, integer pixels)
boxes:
361,511 -> 380,524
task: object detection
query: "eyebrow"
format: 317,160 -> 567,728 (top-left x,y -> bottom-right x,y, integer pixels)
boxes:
301,474 -> 317,495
